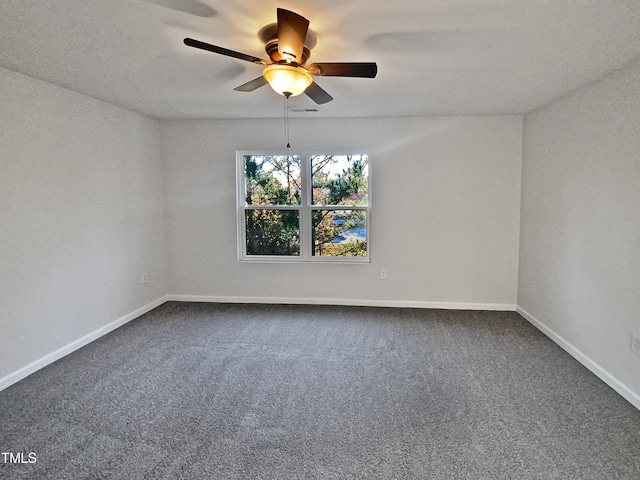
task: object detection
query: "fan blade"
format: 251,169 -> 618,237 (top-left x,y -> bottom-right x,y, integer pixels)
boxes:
184,38 -> 267,65
233,76 -> 268,92
308,62 -> 377,78
277,9 -> 309,63
305,82 -> 333,105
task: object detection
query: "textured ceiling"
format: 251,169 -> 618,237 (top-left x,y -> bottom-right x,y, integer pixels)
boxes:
1,0 -> 640,120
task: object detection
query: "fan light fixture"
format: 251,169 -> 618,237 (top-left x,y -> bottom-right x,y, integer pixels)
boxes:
262,64 -> 312,97
184,8 -> 378,147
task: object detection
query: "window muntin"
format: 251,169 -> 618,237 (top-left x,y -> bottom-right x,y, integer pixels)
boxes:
238,152 -> 370,262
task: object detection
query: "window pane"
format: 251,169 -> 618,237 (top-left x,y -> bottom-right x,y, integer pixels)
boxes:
245,210 -> 300,256
311,155 -> 368,206
244,155 -> 301,205
312,210 -> 367,257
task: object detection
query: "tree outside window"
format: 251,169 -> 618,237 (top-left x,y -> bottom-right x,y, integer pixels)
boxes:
238,153 -> 370,262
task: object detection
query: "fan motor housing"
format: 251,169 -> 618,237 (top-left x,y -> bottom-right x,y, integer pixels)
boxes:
265,39 -> 311,66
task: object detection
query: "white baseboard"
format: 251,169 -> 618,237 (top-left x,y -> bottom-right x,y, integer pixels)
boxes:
166,294 -> 516,311
0,295 -> 168,392
517,305 -> 640,411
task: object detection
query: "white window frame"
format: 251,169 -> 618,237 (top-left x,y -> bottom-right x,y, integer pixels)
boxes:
236,151 -> 371,263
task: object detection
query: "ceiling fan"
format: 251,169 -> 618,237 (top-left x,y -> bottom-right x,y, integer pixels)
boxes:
184,8 -> 377,105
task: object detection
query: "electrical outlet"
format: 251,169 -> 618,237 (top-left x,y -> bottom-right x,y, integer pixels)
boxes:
141,273 -> 149,284
380,269 -> 387,280
631,333 -> 640,356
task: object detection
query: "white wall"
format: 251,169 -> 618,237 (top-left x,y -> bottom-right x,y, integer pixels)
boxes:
162,116 -> 522,308
0,67 -> 167,384
519,59 -> 640,403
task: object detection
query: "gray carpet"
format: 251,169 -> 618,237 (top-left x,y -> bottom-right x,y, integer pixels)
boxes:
1,302 -> 639,479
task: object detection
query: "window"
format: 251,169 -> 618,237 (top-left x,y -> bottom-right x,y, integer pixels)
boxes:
237,152 -> 370,262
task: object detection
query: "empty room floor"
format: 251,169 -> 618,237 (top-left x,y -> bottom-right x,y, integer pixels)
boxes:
1,302 -> 639,479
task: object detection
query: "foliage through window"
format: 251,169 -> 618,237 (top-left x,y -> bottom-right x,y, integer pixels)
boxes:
238,153 -> 370,261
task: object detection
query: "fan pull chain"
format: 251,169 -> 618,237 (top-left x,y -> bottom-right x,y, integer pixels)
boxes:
284,92 -> 291,148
